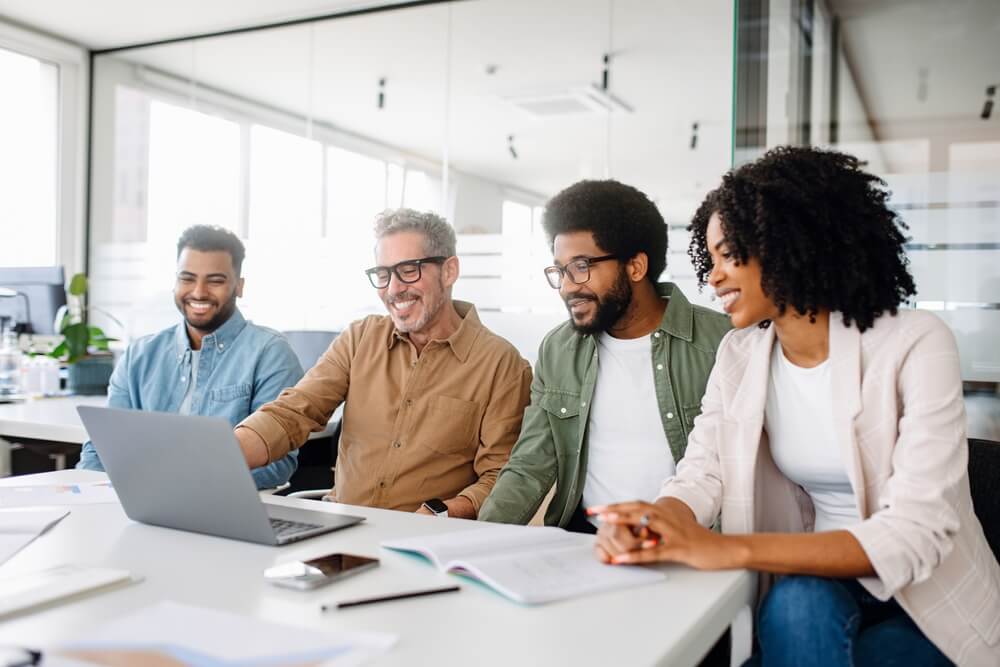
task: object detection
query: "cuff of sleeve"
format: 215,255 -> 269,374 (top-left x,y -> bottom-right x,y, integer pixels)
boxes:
457,484 -> 490,517
237,412 -> 292,465
657,484 -> 716,528
844,521 -> 901,601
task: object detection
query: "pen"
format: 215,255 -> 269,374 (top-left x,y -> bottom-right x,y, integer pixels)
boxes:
321,585 -> 460,611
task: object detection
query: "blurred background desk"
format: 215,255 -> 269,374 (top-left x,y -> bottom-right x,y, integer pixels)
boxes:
0,395 -> 106,473
0,396 -> 340,482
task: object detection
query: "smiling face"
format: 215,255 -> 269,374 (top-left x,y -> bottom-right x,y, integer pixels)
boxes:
173,248 -> 243,334
705,212 -> 778,329
552,231 -> 631,335
375,230 -> 457,334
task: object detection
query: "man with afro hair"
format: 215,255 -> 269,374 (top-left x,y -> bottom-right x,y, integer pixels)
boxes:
480,180 -> 730,532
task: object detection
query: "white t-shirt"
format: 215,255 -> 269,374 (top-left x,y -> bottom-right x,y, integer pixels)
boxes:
178,349 -> 200,416
582,332 -> 676,527
765,341 -> 858,532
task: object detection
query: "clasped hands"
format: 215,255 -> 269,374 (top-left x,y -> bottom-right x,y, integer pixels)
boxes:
590,498 -> 743,571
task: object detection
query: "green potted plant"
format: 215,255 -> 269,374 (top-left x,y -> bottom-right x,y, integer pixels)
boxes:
49,273 -> 121,395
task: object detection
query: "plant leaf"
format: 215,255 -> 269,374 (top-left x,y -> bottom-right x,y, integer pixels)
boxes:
68,273 -> 88,297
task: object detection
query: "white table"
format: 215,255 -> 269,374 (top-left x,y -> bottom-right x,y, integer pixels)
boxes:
0,395 -> 106,444
0,470 -> 755,667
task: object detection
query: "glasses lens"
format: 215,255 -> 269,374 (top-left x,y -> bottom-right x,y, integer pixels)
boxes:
396,262 -> 421,282
543,267 -> 563,289
566,259 -> 590,284
368,268 -> 390,288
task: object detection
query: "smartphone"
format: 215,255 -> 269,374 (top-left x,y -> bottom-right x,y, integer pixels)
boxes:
264,553 -> 379,590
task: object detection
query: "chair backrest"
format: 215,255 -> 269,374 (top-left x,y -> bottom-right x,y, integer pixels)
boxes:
969,438 -> 1000,562
281,330 -> 339,372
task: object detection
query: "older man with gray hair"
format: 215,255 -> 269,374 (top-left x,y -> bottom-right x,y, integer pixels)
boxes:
235,209 -> 531,518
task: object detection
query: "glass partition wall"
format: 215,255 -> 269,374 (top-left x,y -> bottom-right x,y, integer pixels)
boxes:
733,0 -> 1000,438
87,0 -> 737,361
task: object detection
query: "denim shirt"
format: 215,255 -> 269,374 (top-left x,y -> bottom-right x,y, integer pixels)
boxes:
77,309 -> 304,489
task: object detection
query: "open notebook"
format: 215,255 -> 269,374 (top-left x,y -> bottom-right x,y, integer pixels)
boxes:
381,525 -> 666,605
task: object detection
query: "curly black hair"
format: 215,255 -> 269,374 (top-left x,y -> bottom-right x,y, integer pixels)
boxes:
177,225 -> 246,276
543,180 -> 667,284
688,146 -> 915,332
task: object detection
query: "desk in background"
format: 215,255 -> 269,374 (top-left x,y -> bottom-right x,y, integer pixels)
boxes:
0,396 -> 339,475
0,470 -> 754,666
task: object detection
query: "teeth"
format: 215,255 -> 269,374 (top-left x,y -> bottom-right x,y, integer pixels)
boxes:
392,299 -> 416,311
719,291 -> 739,308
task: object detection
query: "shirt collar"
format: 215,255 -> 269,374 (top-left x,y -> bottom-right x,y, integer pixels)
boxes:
387,300 -> 482,363
174,308 -> 247,357
655,282 -> 694,342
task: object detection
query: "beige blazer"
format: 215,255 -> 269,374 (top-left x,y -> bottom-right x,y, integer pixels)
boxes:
660,309 -> 1000,666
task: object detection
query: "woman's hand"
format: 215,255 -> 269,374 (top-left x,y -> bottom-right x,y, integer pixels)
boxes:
589,499 -> 748,571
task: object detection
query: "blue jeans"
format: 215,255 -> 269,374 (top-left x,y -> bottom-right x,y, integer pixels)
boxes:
743,576 -> 952,667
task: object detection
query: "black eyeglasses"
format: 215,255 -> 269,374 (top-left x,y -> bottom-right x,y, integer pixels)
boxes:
543,254 -> 617,289
365,256 -> 448,289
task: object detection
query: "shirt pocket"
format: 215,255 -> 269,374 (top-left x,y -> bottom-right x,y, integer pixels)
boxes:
422,395 -> 479,455
205,382 -> 253,423
539,392 -> 581,420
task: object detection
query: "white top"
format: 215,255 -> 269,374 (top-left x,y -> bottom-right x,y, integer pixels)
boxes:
583,333 -> 675,527
178,349 -> 200,416
0,470 -> 755,667
765,341 -> 858,532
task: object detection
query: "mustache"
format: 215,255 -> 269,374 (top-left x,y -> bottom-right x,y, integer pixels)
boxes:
563,293 -> 597,304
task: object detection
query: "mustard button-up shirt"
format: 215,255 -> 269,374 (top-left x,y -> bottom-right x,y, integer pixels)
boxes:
238,301 -> 532,513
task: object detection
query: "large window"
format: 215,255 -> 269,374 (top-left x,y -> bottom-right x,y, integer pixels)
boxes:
0,47 -> 58,267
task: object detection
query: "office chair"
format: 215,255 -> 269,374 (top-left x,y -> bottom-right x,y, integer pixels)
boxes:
281,330 -> 340,372
285,418 -> 340,500
969,438 -> 1000,562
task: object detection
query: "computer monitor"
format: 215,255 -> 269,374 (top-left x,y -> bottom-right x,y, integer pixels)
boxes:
0,266 -> 67,335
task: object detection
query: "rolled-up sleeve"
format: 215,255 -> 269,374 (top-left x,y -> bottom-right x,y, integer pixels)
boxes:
845,317 -> 967,599
237,322 -> 355,464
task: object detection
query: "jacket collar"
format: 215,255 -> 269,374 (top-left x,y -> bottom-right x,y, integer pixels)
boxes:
387,300 -> 481,363
173,308 -> 247,357
728,313 -> 863,423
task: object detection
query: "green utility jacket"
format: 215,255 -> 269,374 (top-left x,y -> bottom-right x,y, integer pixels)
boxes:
479,283 -> 731,527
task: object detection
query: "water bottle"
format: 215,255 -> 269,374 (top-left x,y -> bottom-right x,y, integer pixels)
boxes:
0,324 -> 21,397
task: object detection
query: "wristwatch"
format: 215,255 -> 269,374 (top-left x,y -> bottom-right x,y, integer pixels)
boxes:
421,498 -> 449,517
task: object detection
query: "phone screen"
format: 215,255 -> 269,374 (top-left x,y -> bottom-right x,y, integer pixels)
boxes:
264,553 -> 379,589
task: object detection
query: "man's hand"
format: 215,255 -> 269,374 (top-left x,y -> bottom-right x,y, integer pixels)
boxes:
234,427 -> 269,468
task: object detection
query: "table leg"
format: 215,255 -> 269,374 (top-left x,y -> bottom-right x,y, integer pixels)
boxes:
729,604 -> 753,667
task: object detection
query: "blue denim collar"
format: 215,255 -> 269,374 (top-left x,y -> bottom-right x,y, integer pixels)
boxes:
173,308 -> 247,358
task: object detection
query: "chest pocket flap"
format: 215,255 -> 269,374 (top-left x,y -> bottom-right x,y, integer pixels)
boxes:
539,392 -> 581,419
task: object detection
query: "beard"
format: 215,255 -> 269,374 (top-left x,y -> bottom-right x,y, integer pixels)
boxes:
566,268 -> 633,336
384,278 -> 445,334
175,288 -> 239,334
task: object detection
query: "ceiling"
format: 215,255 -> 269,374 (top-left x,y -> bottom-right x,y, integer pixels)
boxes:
830,0 -> 1000,144
87,0 -> 735,219
0,0 -> 414,50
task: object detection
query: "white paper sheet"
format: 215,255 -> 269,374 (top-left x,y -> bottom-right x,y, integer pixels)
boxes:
0,481 -> 118,507
57,600 -> 398,667
0,507 -> 69,566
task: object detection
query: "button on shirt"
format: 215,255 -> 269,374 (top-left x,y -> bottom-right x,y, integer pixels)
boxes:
237,301 -> 532,513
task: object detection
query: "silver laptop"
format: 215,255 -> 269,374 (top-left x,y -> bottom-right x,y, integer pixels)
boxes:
78,406 -> 363,546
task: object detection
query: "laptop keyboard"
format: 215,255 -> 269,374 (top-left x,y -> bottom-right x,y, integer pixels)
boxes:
270,517 -> 323,538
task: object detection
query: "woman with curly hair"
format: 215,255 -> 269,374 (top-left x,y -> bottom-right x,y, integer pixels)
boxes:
590,146 -> 1000,666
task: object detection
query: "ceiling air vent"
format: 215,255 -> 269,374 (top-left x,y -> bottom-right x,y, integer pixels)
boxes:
502,84 -> 634,118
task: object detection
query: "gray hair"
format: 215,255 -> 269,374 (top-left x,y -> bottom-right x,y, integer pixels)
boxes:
373,208 -> 456,257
